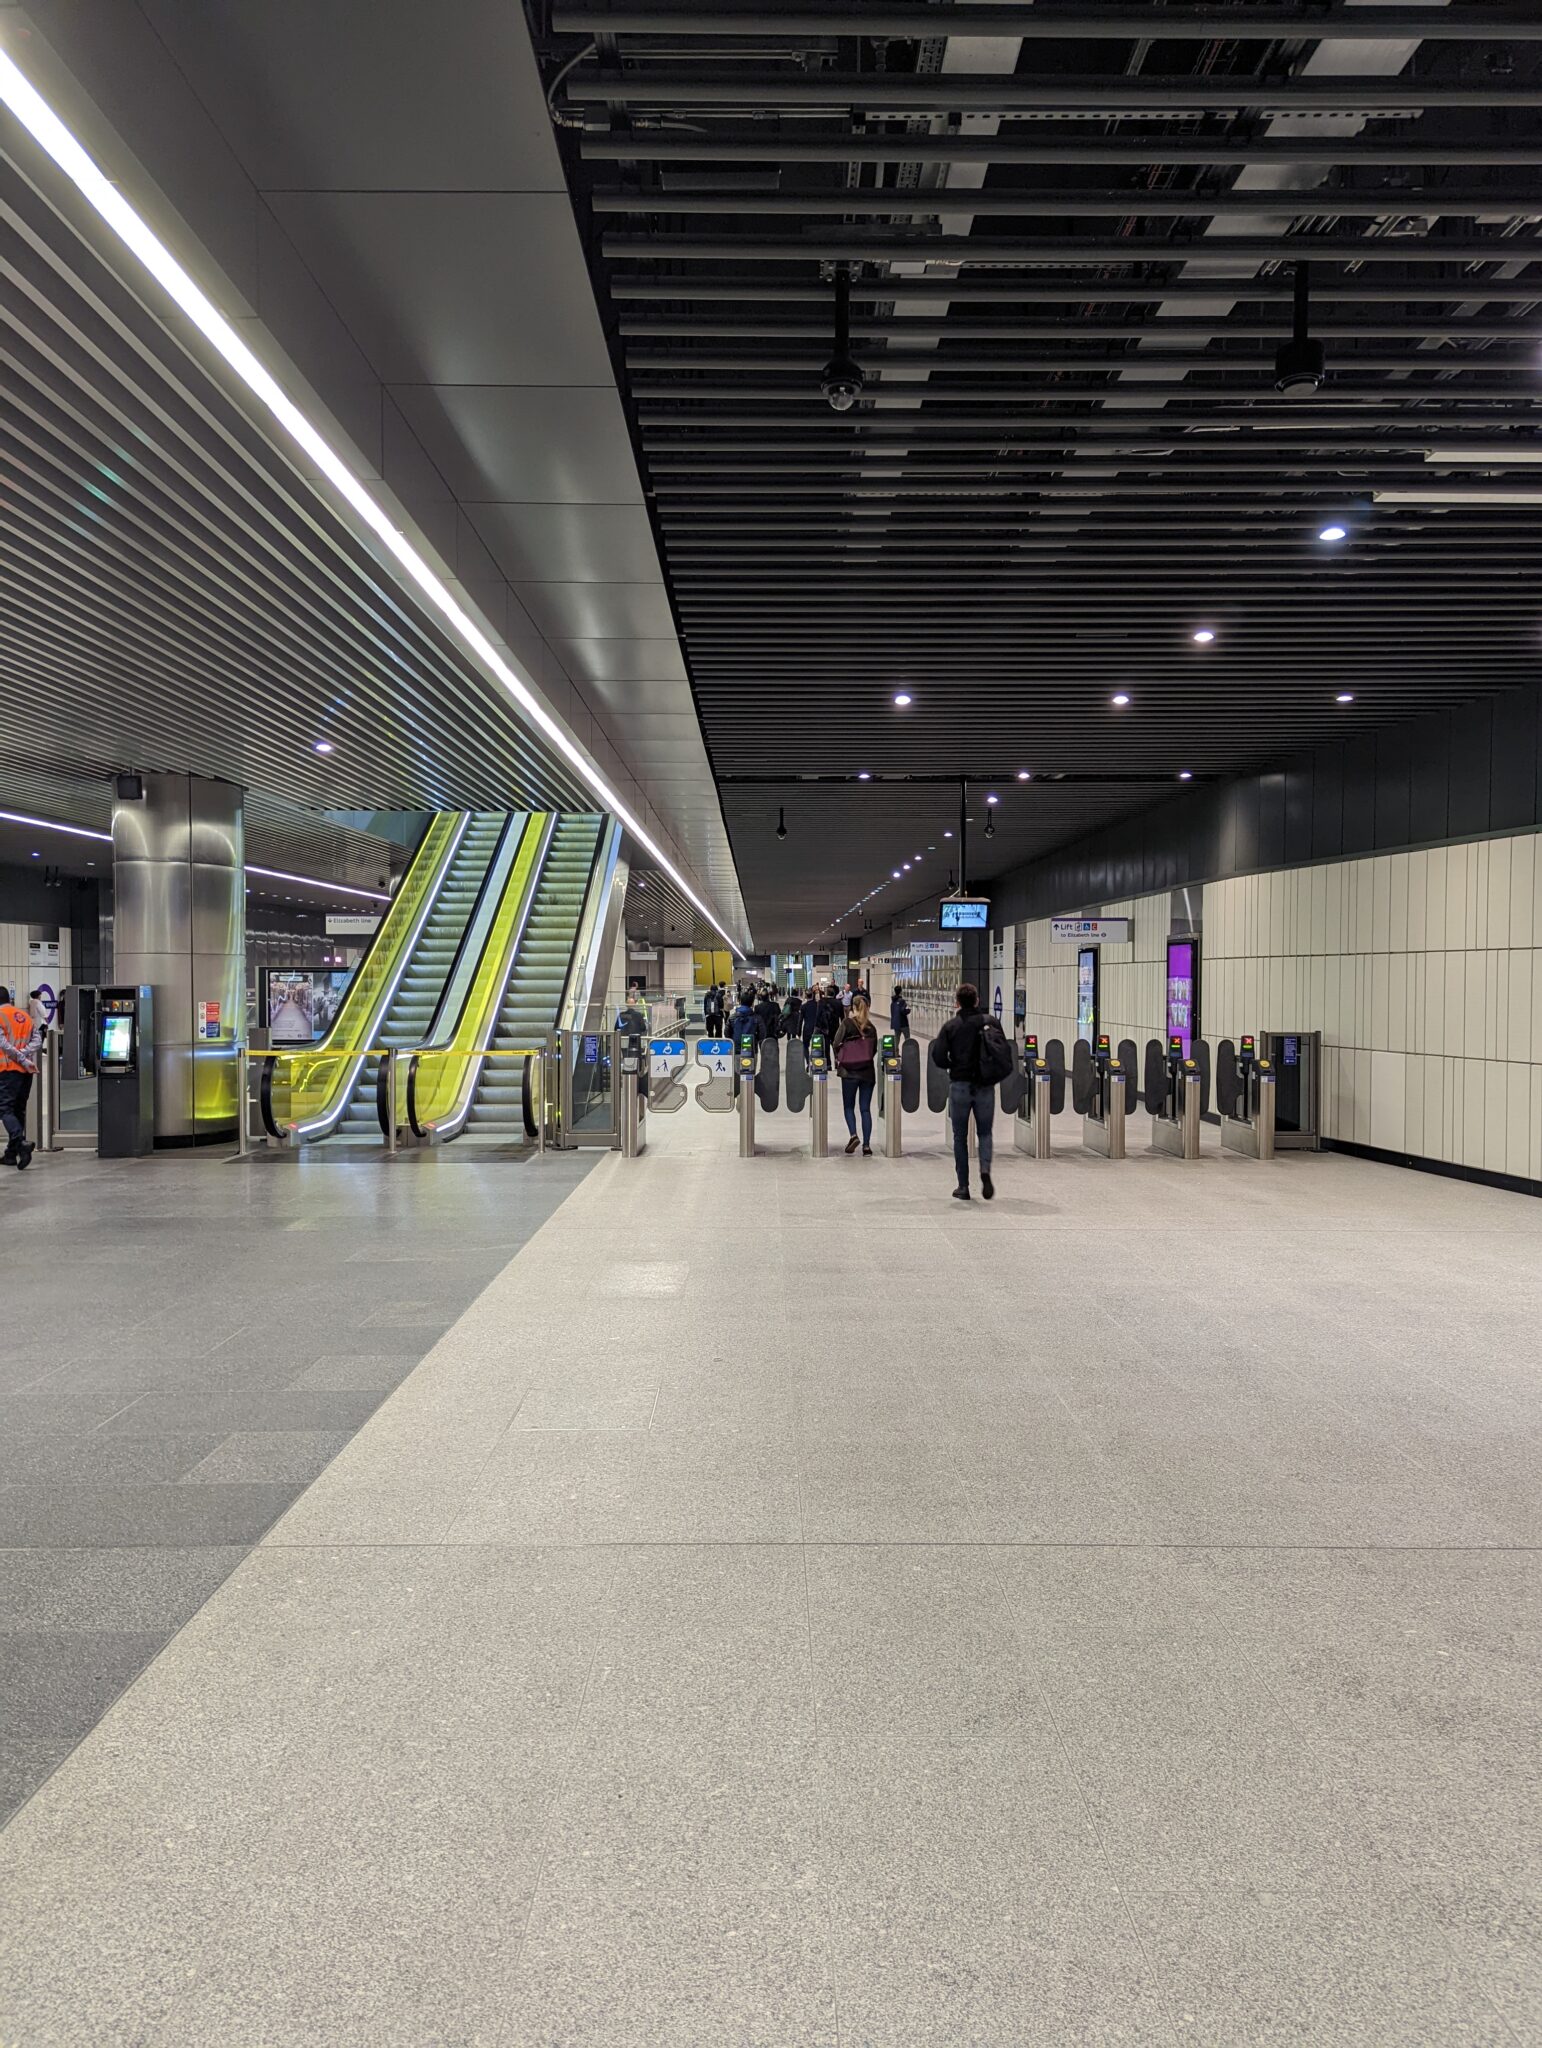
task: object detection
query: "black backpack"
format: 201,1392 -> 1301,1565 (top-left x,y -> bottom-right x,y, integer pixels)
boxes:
976,1016 -> 1015,1088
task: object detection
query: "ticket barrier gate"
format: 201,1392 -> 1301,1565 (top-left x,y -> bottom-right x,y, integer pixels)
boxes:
618,1031 -> 646,1157
1143,1034 -> 1203,1160
875,1033 -> 920,1158
736,1031 -> 760,1157
1013,1034 -> 1064,1159
1073,1034 -> 1136,1160
806,1033 -> 830,1157
1216,1034 -> 1277,1161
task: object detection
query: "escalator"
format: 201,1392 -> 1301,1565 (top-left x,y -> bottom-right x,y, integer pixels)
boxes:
335,813 -> 508,1135
262,810 -> 511,1145
468,813 -> 603,1131
404,811 -> 612,1144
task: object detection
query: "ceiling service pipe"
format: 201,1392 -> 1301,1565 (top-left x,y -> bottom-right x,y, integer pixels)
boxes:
603,233 -> 1540,264
554,7 -> 1542,40
582,137 -> 1542,168
567,74 -> 1542,111
592,189 -> 1542,218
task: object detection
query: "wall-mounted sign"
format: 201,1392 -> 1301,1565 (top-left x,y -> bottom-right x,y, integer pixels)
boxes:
1051,917 -> 1130,945
197,1000 -> 221,1041
1165,938 -> 1198,1060
27,939 -> 61,970
325,914 -> 380,937
1076,946 -> 1099,1046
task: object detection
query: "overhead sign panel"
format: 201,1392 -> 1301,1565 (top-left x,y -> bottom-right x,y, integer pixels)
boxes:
1051,917 -> 1130,944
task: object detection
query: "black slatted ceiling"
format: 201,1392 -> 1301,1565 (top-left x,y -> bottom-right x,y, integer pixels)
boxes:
535,2 -> 1542,946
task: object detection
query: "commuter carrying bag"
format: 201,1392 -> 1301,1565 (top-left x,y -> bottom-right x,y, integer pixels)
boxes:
837,1032 -> 873,1070
976,1016 -> 1014,1087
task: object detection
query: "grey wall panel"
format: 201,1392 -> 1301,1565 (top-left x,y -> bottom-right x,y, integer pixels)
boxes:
1409,714 -> 1450,844
1490,691 -> 1538,834
1374,729 -> 1411,851
1283,765 -> 1312,865
1447,701 -> 1493,841
974,679 -> 1542,930
1341,735 -> 1378,857
1311,746 -> 1344,861
1257,773 -> 1285,872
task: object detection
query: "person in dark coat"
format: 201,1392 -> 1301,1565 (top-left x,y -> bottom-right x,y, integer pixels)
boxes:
931,983 -> 995,1203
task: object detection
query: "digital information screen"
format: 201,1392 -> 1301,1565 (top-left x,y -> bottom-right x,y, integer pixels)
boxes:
939,897 -> 990,930
1076,946 -> 1098,1045
1165,938 -> 1197,1060
100,1014 -> 134,1065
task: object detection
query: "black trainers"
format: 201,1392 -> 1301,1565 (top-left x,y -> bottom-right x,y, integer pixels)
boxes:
981,1172 -> 995,1200
862,1145 -> 872,1156
952,1185 -> 970,1202
845,1134 -> 860,1154
14,1142 -> 33,1171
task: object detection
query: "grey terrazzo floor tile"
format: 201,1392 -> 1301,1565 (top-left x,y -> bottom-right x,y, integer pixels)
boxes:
0,1631 -> 168,1739
178,1430 -> 353,1486
0,1484 -> 302,1548
0,1737 -> 77,1826
1126,1885 -> 1518,2047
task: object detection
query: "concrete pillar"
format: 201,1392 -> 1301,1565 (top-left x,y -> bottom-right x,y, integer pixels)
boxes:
111,772 -> 244,1144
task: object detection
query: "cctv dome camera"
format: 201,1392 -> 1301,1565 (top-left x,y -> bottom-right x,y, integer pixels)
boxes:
820,353 -> 865,413
1274,335 -> 1326,397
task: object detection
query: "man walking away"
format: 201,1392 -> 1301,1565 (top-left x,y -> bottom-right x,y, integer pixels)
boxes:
0,986 -> 37,1170
930,982 -> 1006,1202
703,983 -> 722,1037
890,984 -> 912,1043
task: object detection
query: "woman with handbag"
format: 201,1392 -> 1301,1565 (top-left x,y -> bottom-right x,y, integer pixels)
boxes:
832,993 -> 879,1155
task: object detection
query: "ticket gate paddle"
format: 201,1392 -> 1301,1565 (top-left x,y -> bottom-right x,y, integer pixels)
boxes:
1144,1034 -> 1202,1160
1217,1034 -> 1277,1161
693,1037 -> 735,1113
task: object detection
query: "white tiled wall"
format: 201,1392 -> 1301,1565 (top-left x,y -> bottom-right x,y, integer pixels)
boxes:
1203,833 -> 1542,1181
1018,891 -> 1170,1053
0,923 -> 70,1005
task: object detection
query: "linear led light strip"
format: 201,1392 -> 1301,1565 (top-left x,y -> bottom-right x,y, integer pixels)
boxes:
0,807 -> 391,900
0,45 -> 744,960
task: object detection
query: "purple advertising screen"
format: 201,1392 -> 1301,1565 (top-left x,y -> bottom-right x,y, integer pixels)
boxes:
1166,939 -> 1197,1059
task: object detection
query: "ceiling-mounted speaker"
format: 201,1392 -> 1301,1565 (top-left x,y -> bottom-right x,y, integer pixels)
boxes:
115,772 -> 144,801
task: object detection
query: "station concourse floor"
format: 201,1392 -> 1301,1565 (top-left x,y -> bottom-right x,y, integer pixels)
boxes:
2,1092 -> 1540,2045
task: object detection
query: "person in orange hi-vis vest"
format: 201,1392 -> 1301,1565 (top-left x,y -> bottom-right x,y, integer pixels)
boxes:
0,985 -> 37,1171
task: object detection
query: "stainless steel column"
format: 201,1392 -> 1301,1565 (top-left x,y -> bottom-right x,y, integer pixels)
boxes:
112,773 -> 244,1144
738,1074 -> 756,1157
1179,1068 -> 1202,1158
883,1073 -> 902,1158
809,1072 -> 828,1157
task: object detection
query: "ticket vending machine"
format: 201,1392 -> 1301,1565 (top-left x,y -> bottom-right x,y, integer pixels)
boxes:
96,985 -> 154,1157
1262,1031 -> 1320,1149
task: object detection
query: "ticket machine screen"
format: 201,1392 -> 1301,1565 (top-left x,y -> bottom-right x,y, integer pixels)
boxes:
100,1014 -> 134,1065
